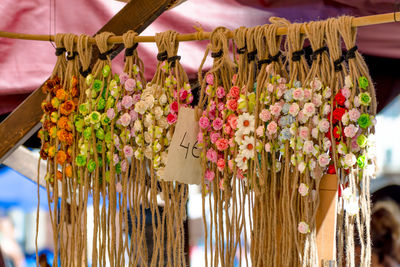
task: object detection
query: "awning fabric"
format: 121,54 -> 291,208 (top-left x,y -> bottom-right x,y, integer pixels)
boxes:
1,0 -> 399,114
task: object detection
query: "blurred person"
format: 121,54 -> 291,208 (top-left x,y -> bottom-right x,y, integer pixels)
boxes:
0,216 -> 25,267
38,254 -> 50,267
371,200 -> 400,266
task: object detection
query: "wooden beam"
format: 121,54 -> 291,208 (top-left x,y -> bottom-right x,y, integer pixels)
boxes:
0,0 -> 176,163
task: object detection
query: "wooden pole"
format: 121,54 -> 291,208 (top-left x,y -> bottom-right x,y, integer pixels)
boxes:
316,174 -> 339,266
1,12 -> 400,43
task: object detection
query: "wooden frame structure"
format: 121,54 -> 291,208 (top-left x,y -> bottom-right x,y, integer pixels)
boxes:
0,1 -> 352,265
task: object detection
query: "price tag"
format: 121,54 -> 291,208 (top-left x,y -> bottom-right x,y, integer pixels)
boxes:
162,107 -> 202,185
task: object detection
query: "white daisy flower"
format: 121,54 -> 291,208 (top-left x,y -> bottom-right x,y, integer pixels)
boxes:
237,113 -> 255,135
239,136 -> 255,159
234,130 -> 245,144
235,152 -> 248,171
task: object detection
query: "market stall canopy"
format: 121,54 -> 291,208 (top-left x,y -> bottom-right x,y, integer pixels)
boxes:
1,0 -> 400,114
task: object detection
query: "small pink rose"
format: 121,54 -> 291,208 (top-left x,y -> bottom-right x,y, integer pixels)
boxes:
303,141 -> 314,154
303,89 -> 312,100
267,121 -> 277,135
218,102 -> 225,112
318,119 -> 330,133
205,169 -> 215,181
298,126 -> 310,139
217,158 -> 225,172
287,104 -> 299,117
270,103 -> 282,117
259,109 -> 271,122
223,125 -> 231,135
298,222 -> 310,234
129,110 -> 138,121
277,84 -> 286,98
216,86 -> 225,99
119,73 -> 129,85
293,88 -> 304,101
298,183 -> 309,196
256,126 -> 264,137
318,154 -> 330,167
348,108 -> 361,122
132,93 -> 141,104
227,99 -> 238,111
107,108 -> 115,120
116,101 -> 122,112
303,103 -> 315,117
227,114 -> 238,129
212,117 -> 223,131
298,110 -> 308,123
341,88 -> 351,98
123,145 -> 133,158
229,86 -> 240,99
208,109 -> 216,121
209,100 -> 216,111
210,132 -> 220,144
351,138 -> 360,152
216,138 -> 229,151
125,78 -> 136,92
206,148 -> 218,163
199,116 -> 210,129
122,95 -> 133,109
312,94 -> 322,107
206,73 -> 214,85
344,124 -> 358,138
120,113 -> 131,127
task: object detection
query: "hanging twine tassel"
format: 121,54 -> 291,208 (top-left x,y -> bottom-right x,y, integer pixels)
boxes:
74,31 -> 116,267
58,33 -> 81,267
325,18 -> 348,266
133,29 -> 193,266
120,30 -> 148,266
76,33 -> 93,267
335,15 -> 376,267
300,19 -> 334,267
231,26 -> 251,266
197,26 -> 237,267
38,33 -> 67,267
253,22 -> 290,267
284,21 -> 311,266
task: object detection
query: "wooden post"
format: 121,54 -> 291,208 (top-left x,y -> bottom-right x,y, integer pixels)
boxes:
316,174 -> 338,266
0,0 -> 178,163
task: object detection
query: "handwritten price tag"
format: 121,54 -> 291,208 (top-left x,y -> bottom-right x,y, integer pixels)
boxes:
162,107 -> 202,185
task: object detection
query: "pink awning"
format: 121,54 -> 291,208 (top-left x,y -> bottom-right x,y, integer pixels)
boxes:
1,0 -> 399,114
